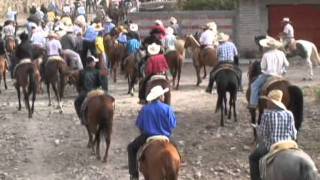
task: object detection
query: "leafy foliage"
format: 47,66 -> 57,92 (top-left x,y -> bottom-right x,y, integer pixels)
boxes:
182,0 -> 238,10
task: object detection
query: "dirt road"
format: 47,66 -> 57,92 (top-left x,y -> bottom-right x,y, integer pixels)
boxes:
0,63 -> 319,180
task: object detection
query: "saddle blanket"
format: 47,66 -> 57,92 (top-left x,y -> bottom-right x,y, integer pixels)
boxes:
13,58 -> 32,78
47,56 -> 64,62
137,135 -> 169,162
150,75 -> 166,81
260,140 -> 300,179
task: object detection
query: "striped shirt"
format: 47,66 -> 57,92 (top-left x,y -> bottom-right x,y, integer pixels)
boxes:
217,41 -> 238,62
258,109 -> 297,150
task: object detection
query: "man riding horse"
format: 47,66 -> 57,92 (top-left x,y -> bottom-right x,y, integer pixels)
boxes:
199,22 -> 218,60
248,37 -> 289,110
249,89 -> 297,180
127,85 -> 177,180
206,32 -> 242,93
279,17 -> 294,53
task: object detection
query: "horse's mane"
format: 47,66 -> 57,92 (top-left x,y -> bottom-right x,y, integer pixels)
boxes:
248,60 -> 261,79
187,35 -> 200,48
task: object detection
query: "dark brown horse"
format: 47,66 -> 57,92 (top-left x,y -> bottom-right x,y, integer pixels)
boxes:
246,60 -> 304,139
44,57 -> 69,113
139,140 -> 181,180
145,75 -> 171,105
124,54 -> 140,96
0,55 -> 8,93
81,90 -> 115,162
104,35 -> 127,83
14,59 -> 38,118
184,35 -> 218,86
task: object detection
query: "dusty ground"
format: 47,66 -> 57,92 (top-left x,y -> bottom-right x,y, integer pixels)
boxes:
0,62 -> 320,180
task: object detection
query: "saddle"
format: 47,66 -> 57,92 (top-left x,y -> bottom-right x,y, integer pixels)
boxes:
259,140 -> 300,179
211,63 -> 239,79
137,135 -> 169,162
261,76 -> 288,94
80,89 -> 105,125
13,58 -> 32,78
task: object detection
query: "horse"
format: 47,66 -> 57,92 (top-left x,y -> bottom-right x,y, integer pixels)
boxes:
123,53 -> 141,96
145,75 -> 171,105
246,60 -> 304,139
13,59 -> 38,118
139,139 -> 181,180
255,35 -> 320,80
0,55 -> 8,93
165,39 -> 185,90
44,57 -> 69,113
104,35 -> 127,83
184,34 -> 218,86
81,90 -> 115,162
214,68 -> 238,126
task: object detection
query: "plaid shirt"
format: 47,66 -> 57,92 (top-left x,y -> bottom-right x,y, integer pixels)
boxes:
217,41 -> 238,62
258,109 -> 297,150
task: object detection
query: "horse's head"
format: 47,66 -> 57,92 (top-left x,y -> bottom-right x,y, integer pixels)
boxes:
184,35 -> 200,49
247,60 -> 261,83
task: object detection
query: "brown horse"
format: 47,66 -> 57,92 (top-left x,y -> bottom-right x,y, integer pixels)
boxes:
184,34 -> 218,86
104,35 -> 127,83
44,57 -> 69,113
139,139 -> 181,180
14,59 -> 38,118
246,60 -> 304,139
124,54 -> 140,96
0,55 -> 8,93
145,75 -> 171,105
82,90 -> 115,162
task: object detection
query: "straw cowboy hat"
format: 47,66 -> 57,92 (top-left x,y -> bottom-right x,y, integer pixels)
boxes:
206,22 -> 217,31
217,32 -> 230,42
166,27 -> 174,35
146,85 -> 169,102
94,23 -> 104,32
147,43 -> 161,55
169,16 -> 177,24
259,36 -> 282,49
282,17 -> 291,22
261,90 -> 287,110
129,23 -> 138,32
105,16 -> 112,23
118,25 -> 128,33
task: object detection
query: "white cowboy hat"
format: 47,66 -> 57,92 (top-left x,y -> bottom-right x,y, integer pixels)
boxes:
169,16 -> 177,24
260,90 -> 287,110
282,17 -> 291,22
154,19 -> 163,27
105,16 -> 112,22
259,36 -> 282,49
217,32 -> 230,42
206,22 -> 217,31
166,27 -> 174,35
129,23 -> 138,32
147,43 -> 161,55
87,55 -> 99,63
146,85 -> 169,102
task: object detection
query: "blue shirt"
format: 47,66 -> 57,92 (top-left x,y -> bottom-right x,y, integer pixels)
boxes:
136,101 -> 177,137
127,39 -> 140,54
84,26 -> 98,42
104,23 -> 115,34
117,34 -> 127,45
217,41 -> 238,62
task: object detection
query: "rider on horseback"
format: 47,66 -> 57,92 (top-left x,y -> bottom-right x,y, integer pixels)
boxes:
279,17 -> 294,52
138,43 -> 169,104
248,37 -> 289,110
128,85 -> 177,180
206,32 -> 242,93
249,89 -> 297,180
199,22 -> 217,49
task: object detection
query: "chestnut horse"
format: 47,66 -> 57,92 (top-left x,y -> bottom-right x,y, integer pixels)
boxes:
124,54 -> 140,96
139,140 -> 181,180
14,59 -> 38,118
0,55 -> 8,93
104,35 -> 126,83
81,90 -> 115,162
44,57 -> 69,113
184,34 -> 218,86
246,60 -> 304,139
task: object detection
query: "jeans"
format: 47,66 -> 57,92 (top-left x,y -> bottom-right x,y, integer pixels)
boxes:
127,134 -> 148,178
81,40 -> 96,67
249,144 -> 268,180
249,74 -> 270,107
138,75 -> 152,101
74,92 -> 87,124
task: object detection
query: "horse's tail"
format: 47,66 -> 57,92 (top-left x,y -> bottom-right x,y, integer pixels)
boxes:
288,85 -> 304,131
58,61 -> 67,98
164,150 -> 178,180
99,96 -> 115,140
215,91 -> 224,113
311,44 -> 320,65
27,66 -> 37,95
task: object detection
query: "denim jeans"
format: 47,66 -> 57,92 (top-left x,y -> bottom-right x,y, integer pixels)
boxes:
249,144 -> 268,180
249,74 -> 270,107
127,134 -> 148,178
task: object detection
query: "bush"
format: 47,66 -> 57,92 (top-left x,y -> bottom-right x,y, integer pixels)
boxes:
182,0 -> 238,10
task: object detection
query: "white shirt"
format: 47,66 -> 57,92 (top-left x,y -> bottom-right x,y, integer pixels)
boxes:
46,39 -> 62,56
3,25 -> 15,36
199,29 -> 216,46
261,49 -> 289,76
283,23 -> 294,38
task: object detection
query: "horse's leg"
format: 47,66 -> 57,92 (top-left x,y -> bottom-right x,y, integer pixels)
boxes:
47,83 -> 52,106
127,75 -> 131,94
86,126 -> 93,148
23,87 -> 31,118
220,94 -> 224,127
203,66 -> 207,79
0,71 -> 2,93
3,70 -> 7,90
233,93 -> 237,122
16,85 -> 22,110
224,95 -> 227,115
102,135 -> 111,162
228,94 -> 232,119
95,131 -> 101,160
305,57 -> 313,80
52,83 -> 63,113
176,59 -> 182,90
195,65 -> 201,86
249,109 -> 257,141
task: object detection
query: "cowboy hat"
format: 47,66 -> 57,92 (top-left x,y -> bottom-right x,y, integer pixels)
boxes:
217,32 -> 230,42
118,25 -> 128,33
147,43 -> 161,55
260,90 -> 287,110
206,22 -> 217,31
129,23 -> 138,32
259,37 -> 282,49
105,16 -> 112,23
282,17 -> 291,22
93,23 -> 104,32
166,27 -> 174,35
169,16 -> 177,24
154,19 -> 163,26
87,55 -> 99,63
75,15 -> 86,26
146,85 -> 169,102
